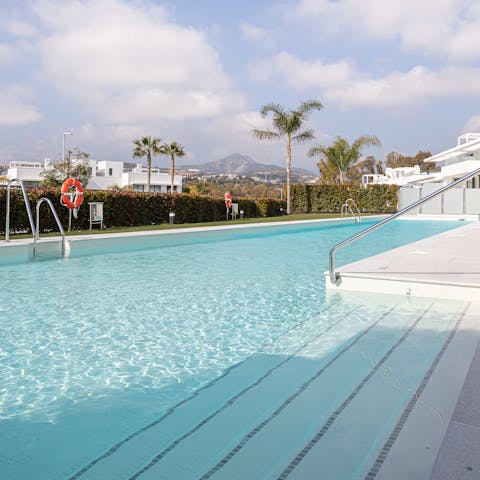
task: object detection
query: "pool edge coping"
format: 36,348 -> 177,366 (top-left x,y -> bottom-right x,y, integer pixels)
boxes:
2,213 -> 475,250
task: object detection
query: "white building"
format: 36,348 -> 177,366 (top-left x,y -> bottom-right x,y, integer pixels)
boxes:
6,158 -> 183,193
6,159 -> 54,187
362,133 -> 480,187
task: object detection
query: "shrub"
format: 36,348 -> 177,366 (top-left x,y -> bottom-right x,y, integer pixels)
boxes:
0,188 -> 287,235
291,184 -> 398,213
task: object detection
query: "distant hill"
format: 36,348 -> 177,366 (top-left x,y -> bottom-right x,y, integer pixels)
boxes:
184,153 -> 315,176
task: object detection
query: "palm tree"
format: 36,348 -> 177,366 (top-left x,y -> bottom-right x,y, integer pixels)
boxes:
160,141 -> 186,194
308,135 -> 381,184
132,136 -> 162,192
252,100 -> 323,214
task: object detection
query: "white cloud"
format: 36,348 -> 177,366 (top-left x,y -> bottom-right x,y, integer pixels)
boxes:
252,52 -> 356,88
255,51 -> 480,109
33,0 -> 245,122
294,0 -> 480,63
204,111 -> 271,136
326,65 -> 480,109
240,23 -> 274,49
0,43 -> 14,64
5,20 -> 37,37
202,111 -> 283,162
0,86 -> 41,126
462,114 -> 480,132
201,110 -> 325,170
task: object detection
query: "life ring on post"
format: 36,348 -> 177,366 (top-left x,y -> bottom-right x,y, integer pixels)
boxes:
224,191 -> 232,209
61,177 -> 84,210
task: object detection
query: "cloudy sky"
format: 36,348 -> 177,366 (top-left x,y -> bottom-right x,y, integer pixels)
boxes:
1,0 -> 479,172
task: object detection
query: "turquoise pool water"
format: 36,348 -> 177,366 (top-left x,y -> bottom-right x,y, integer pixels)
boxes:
0,219 -> 466,479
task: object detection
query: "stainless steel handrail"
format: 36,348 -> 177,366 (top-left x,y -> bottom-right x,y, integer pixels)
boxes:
341,203 -> 356,221
341,198 -> 361,222
35,197 -> 67,257
346,198 -> 361,221
5,178 -> 36,241
329,166 -> 480,284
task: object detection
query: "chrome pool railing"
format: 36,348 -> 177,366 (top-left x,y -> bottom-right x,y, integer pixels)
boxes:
5,178 -> 36,241
329,166 -> 480,284
341,198 -> 361,223
34,197 -> 68,257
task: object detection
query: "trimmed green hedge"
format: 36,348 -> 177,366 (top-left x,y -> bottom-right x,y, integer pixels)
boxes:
291,184 -> 398,213
0,188 -> 287,235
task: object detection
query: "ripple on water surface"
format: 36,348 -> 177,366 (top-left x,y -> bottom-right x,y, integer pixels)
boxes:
0,219 -> 463,423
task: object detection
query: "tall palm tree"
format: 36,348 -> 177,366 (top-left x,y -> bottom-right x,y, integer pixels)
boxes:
252,100 -> 323,214
160,141 -> 185,194
132,136 -> 161,192
308,135 -> 381,184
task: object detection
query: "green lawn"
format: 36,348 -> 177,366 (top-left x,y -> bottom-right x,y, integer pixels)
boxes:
2,212 -> 381,240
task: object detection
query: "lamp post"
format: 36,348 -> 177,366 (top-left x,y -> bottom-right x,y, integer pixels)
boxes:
63,131 -> 72,163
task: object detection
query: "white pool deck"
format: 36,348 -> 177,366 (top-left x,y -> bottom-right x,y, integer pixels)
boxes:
326,218 -> 480,301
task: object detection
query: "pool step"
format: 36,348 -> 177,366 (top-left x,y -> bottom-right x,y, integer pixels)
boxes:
68,299 -> 387,480
277,302 -> 464,480
137,301 -> 463,480
31,240 -> 65,260
69,298 -> 466,480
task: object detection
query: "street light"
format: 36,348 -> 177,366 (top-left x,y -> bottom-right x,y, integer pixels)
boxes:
63,131 -> 72,162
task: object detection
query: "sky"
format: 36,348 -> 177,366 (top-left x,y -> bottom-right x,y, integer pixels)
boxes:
1,0 -> 480,173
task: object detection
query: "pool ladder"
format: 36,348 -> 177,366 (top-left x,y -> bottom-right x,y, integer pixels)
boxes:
4,178 -> 69,258
341,198 -> 361,223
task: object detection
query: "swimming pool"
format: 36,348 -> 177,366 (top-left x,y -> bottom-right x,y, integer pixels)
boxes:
0,218 -> 469,479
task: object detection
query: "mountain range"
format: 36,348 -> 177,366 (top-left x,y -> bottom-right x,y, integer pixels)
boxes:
183,153 -> 315,177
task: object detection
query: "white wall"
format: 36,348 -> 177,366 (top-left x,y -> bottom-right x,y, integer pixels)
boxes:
123,172 -> 182,192
7,166 -> 45,182
87,176 -> 123,190
419,184 -> 443,213
398,187 -> 421,214
465,189 -> 480,214
443,188 -> 464,214
398,186 -> 480,214
97,160 -> 123,177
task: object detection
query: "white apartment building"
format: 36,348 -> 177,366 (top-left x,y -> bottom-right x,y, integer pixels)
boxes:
362,133 -> 480,187
5,158 -> 183,193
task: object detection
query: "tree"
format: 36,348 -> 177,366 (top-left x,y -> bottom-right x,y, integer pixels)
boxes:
252,100 -> 323,214
132,136 -> 161,192
317,158 -> 340,184
346,155 -> 384,183
41,147 -> 91,187
159,141 -> 186,194
308,135 -> 380,184
385,150 -> 433,172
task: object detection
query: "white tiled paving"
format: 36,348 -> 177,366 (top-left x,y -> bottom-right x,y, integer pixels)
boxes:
327,221 -> 480,300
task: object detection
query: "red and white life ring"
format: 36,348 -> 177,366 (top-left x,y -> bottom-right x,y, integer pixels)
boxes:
224,191 -> 232,209
61,178 -> 84,210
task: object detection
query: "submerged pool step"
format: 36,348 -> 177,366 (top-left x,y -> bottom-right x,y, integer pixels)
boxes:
158,301 -> 449,480
137,300 -> 462,480
32,240 -> 65,260
68,300 -> 391,480
70,298 -> 465,480
279,302 -> 465,480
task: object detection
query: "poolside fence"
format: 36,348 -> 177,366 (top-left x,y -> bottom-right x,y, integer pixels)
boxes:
398,184 -> 480,214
